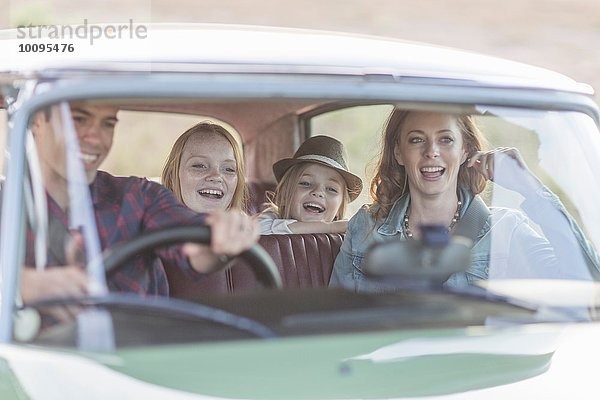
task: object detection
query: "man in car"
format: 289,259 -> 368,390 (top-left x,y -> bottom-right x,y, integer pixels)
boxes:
19,101 -> 258,321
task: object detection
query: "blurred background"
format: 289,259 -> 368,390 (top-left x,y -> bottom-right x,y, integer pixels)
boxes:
3,0 -> 599,104
1,0 -> 599,211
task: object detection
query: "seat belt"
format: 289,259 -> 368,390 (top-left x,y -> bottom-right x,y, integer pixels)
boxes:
453,196 -> 490,246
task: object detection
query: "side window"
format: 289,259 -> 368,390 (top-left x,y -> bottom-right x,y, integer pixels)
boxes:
309,105 -> 393,216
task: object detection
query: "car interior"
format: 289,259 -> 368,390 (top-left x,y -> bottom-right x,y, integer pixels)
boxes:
6,96 -> 592,296
4,92 -> 600,348
99,98 -> 591,299
97,98 -> 387,297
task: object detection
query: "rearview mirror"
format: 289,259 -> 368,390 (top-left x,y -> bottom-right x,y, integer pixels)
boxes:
364,225 -> 473,288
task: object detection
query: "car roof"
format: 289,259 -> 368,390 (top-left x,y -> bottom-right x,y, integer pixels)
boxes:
0,23 -> 594,95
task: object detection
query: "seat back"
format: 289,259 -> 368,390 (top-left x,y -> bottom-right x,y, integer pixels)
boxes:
166,233 -> 344,300
165,265 -> 232,300
246,181 -> 276,215
229,233 -> 344,292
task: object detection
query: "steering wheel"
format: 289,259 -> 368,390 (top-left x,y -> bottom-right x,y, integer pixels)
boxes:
15,226 -> 280,344
103,225 -> 283,289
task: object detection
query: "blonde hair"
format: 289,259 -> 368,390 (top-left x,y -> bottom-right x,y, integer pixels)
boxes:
267,162 -> 349,221
370,109 -> 487,220
162,122 -> 247,211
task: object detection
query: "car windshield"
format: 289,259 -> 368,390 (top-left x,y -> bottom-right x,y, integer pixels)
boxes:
4,93 -> 600,349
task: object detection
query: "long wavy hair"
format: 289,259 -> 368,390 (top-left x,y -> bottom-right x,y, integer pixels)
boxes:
370,109 -> 487,220
266,162 -> 349,221
162,122 -> 247,211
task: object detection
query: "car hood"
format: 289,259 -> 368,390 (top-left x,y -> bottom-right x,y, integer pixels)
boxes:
1,322 -> 600,399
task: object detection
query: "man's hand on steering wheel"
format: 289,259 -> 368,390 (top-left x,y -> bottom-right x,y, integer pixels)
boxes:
183,210 -> 259,274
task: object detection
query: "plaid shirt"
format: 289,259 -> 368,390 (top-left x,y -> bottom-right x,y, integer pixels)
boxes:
25,171 -> 205,296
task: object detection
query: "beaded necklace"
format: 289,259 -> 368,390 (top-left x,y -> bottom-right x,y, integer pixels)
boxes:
403,200 -> 462,239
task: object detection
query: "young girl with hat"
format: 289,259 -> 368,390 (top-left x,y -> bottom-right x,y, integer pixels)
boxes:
258,135 -> 363,234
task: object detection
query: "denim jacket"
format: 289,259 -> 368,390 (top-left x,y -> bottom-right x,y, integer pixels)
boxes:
329,186 -> 600,292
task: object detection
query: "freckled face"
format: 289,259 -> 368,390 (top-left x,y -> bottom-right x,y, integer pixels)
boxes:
394,112 -> 467,199
289,163 -> 345,223
178,132 -> 238,213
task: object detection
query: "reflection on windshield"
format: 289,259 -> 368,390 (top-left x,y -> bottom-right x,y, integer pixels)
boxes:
17,102 -> 117,350
330,106 -> 600,296
348,328 -> 558,362
52,102 -> 115,351
54,102 -> 108,295
480,107 -> 600,246
481,109 -> 598,282
13,99 -> 600,341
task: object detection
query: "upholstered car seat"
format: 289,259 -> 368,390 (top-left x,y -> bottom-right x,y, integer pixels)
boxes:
246,181 -> 277,215
166,233 -> 344,299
